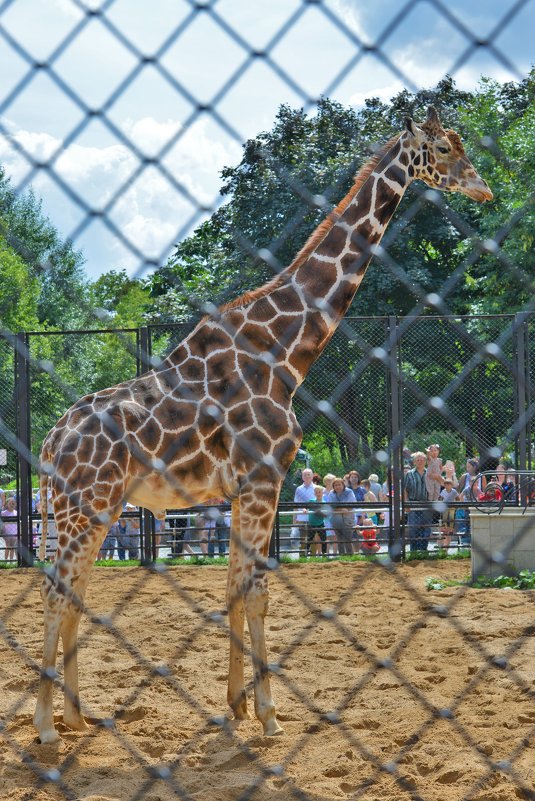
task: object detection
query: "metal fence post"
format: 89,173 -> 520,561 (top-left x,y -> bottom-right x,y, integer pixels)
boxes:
142,509 -> 154,563
527,315 -> 532,471
514,312 -> 529,502
270,509 -> 278,560
15,333 -> 33,566
138,327 -> 154,560
388,317 -> 403,560
139,327 -> 151,375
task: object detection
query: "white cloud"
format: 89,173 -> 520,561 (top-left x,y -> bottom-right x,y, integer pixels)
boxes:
0,115 -> 241,279
326,0 -> 369,43
0,124 -> 59,184
348,81 -> 404,108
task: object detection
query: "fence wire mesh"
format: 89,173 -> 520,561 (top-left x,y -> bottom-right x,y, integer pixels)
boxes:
1,0 -> 535,799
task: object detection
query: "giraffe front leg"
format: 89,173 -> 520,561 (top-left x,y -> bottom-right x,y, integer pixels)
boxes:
226,496 -> 250,721
226,592 -> 250,721
244,577 -> 283,736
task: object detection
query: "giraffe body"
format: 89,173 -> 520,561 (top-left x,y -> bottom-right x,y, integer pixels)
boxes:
34,107 -> 492,744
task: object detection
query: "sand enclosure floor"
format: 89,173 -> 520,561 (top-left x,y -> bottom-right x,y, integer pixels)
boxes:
1,559 -> 535,801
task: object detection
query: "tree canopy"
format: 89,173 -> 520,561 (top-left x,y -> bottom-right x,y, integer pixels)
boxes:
148,72 -> 534,323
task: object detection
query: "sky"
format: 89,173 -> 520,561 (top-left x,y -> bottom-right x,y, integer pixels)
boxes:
0,0 -> 533,282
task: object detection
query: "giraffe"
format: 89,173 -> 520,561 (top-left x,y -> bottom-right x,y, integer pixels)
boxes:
34,106 -> 492,744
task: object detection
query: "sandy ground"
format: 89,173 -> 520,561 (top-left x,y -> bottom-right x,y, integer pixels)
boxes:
1,559 -> 535,801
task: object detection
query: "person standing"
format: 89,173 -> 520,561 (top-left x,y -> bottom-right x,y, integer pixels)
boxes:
403,452 -> 431,552
293,468 -> 317,557
456,459 -> 486,544
202,499 -> 227,557
347,470 -> 366,502
322,473 -> 337,556
438,478 -> 459,548
1,496 -> 18,562
367,474 -> 382,499
425,444 -> 443,503
99,523 -> 117,560
325,477 -> 356,556
117,505 -> 140,560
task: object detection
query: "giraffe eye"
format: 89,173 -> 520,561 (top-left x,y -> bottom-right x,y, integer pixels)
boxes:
437,146 -> 450,154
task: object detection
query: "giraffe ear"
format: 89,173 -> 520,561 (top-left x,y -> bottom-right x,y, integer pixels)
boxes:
405,116 -> 416,135
405,116 -> 423,139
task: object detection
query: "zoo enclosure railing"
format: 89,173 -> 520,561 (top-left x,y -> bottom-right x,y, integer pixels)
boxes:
1,311 -> 533,565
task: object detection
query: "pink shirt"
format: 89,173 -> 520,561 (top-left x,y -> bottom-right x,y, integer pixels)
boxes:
2,508 -> 18,538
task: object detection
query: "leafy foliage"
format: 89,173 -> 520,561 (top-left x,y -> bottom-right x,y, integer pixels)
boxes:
427,569 -> 535,590
473,570 -> 535,589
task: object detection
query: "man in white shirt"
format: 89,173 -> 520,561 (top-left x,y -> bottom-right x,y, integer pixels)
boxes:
293,468 -> 316,557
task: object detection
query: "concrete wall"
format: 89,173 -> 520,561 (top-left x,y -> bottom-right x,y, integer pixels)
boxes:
471,509 -> 535,579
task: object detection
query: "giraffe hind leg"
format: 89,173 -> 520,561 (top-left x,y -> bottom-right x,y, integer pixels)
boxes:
61,602 -> 88,731
59,526 -> 107,732
244,579 -> 283,735
34,577 -> 64,743
34,517 -> 107,742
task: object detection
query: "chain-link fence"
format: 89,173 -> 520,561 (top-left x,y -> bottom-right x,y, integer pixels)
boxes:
1,0 -> 535,799
1,313 -> 533,563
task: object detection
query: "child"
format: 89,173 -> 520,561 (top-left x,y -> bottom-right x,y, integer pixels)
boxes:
443,459 -> 457,486
308,484 -> 327,556
359,516 -> 380,555
425,443 -> 443,502
438,478 -> 459,548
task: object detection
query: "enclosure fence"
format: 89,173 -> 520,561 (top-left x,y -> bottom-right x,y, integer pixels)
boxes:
1,311 -> 534,563
1,0 -> 535,799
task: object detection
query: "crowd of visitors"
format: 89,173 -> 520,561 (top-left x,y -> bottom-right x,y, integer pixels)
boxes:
290,446 -> 518,557
291,467 -> 384,557
401,445 -> 521,552
0,447 -> 518,562
0,487 -> 233,562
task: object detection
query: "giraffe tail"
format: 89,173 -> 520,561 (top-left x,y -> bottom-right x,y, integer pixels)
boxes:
38,470 -> 49,562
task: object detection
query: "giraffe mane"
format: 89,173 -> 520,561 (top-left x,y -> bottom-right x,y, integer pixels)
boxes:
221,133 -> 402,313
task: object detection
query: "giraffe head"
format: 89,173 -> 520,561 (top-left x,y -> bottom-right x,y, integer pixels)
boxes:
403,105 -> 493,202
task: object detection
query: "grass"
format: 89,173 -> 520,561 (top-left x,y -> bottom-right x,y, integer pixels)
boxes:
2,548 -> 474,570
426,569 -> 535,591
405,548 -> 471,562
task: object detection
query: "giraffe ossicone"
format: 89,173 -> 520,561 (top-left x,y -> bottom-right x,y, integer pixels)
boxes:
34,106 -> 492,744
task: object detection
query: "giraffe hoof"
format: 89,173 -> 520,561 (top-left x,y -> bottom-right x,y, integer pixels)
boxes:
262,718 -> 284,736
63,713 -> 89,732
229,694 -> 250,721
38,728 -> 61,744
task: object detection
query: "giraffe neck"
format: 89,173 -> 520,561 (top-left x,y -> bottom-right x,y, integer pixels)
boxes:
255,133 -> 410,387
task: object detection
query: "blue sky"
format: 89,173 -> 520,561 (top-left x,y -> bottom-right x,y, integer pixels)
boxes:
0,0 -> 533,281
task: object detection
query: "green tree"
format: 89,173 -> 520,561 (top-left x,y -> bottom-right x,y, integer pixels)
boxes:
0,234 -> 40,332
90,269 -> 152,324
451,71 -> 535,314
0,171 -> 91,329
